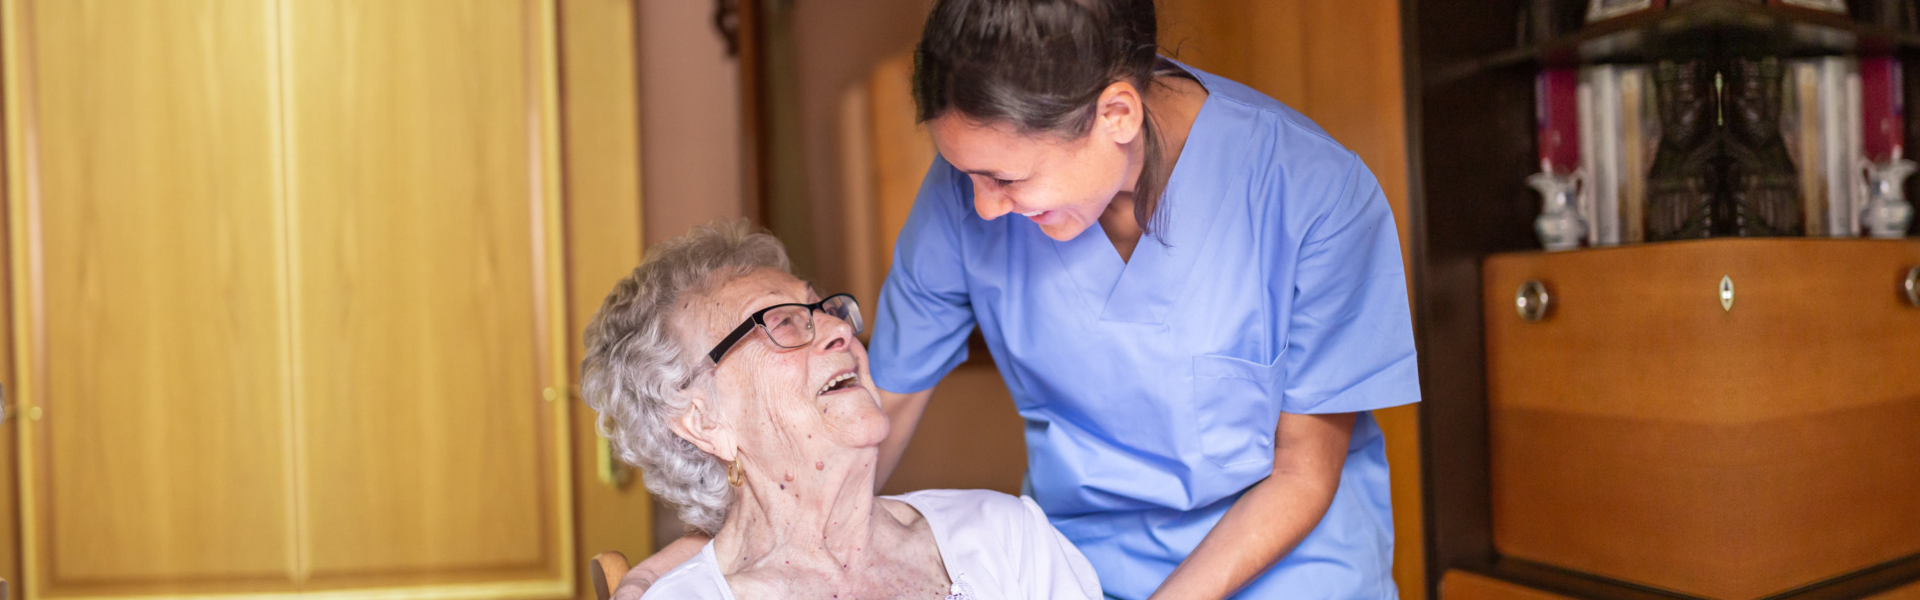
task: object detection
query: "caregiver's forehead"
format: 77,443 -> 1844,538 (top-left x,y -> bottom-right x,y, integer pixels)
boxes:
932,116 -> 1037,167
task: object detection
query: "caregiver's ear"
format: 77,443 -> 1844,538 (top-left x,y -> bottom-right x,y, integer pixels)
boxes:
1094,80 -> 1144,145
670,387 -> 738,462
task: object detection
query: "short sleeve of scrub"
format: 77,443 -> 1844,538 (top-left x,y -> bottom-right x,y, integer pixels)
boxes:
869,156 -> 978,394
866,60 -> 1422,600
1280,154 -> 1419,415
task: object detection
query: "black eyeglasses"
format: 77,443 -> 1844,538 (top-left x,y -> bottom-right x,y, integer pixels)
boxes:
705,293 -> 862,364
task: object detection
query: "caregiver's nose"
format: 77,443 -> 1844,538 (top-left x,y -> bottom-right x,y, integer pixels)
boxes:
975,189 -> 1014,220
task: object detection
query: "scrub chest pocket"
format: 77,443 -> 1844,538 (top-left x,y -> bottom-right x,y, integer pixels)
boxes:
1190,352 -> 1286,468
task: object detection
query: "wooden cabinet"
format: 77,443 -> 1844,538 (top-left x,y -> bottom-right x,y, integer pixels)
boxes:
10,2 -> 301,593
0,1 -> 651,598
1404,1 -> 1920,598
1481,240 -> 1920,599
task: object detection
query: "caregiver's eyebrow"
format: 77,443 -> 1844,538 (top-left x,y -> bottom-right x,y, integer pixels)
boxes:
960,168 -> 1017,179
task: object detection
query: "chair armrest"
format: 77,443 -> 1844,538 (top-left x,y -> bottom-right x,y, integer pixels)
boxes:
589,551 -> 630,600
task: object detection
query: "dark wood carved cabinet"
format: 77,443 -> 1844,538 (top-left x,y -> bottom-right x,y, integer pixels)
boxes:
1404,1 -> 1920,598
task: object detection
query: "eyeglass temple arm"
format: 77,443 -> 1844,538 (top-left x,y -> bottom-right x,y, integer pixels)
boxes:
707,319 -> 759,364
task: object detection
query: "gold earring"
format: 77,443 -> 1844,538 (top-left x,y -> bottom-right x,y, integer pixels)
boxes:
727,461 -> 743,487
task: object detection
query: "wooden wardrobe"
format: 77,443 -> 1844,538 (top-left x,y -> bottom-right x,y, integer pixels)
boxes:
0,1 -> 654,598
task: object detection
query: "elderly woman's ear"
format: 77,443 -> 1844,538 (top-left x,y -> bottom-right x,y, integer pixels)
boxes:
669,387 -> 738,462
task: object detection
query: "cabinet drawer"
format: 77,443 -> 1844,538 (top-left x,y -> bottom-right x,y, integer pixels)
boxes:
1482,239 -> 1920,599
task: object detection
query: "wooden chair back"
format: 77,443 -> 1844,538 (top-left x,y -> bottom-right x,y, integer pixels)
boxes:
589,551 -> 630,600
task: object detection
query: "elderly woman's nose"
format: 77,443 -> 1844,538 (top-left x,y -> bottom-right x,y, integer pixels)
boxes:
812,312 -> 856,352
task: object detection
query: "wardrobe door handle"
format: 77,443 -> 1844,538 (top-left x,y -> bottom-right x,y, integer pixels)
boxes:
1903,266 -> 1919,308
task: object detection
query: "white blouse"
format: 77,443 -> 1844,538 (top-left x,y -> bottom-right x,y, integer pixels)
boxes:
639,489 -> 1103,600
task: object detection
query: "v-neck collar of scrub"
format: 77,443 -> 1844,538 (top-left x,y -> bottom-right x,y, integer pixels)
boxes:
1050,60 -> 1236,325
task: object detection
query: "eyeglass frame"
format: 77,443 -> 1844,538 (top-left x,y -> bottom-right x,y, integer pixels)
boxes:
704,293 -> 862,365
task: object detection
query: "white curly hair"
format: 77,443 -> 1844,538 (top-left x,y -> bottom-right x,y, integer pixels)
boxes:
578,219 -> 791,534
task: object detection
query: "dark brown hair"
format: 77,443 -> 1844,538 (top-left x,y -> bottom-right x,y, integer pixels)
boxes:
912,0 -> 1170,234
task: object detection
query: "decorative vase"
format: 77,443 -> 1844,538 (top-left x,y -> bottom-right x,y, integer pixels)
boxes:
1530,170 -> 1588,251
1861,158 -> 1916,238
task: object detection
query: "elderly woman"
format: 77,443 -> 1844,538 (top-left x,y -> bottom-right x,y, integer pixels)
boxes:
581,221 -> 1101,600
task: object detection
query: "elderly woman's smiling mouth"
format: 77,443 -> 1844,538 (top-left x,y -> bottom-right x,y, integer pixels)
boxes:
579,221 -> 1102,600
692,269 -> 891,453
819,370 -> 860,395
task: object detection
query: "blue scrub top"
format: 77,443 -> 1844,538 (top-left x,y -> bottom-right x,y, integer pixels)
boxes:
869,62 -> 1420,600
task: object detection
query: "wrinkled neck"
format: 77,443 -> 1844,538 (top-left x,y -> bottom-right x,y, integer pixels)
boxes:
709,445 -> 894,575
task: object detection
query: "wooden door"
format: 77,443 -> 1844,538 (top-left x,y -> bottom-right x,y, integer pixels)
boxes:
4,1 -> 578,598
557,0 -> 656,593
284,0 -> 572,594
5,1 -> 297,595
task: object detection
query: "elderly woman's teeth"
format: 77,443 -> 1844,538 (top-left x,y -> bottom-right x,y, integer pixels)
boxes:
1022,211 -> 1043,217
819,372 -> 857,395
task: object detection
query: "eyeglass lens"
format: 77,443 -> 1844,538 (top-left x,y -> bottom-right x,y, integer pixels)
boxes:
763,295 -> 862,349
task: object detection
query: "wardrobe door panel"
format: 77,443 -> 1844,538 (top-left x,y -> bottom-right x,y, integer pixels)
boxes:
9,0 -> 295,595
284,0 -> 569,590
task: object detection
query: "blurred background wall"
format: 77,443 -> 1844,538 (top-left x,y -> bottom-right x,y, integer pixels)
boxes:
636,0 -> 743,243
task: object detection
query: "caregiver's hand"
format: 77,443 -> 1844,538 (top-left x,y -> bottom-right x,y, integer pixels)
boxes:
609,533 -> 710,600
874,386 -> 937,490
1147,411 -> 1359,600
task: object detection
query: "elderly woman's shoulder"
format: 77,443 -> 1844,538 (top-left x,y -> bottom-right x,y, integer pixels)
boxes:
636,542 -> 730,600
885,489 -> 1050,540
885,490 -> 1102,600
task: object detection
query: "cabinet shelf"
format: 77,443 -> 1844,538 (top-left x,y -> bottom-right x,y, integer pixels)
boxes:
1432,0 -> 1920,85
1494,236 -> 1917,257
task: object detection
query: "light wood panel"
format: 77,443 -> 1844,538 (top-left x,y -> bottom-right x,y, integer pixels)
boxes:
0,125 -> 14,593
1438,570 -> 1575,600
559,0 -> 653,595
0,3 -> 17,586
1153,2 -> 1425,597
1484,239 -> 1920,599
285,0 -> 568,589
6,1 -> 296,595
866,50 -> 933,293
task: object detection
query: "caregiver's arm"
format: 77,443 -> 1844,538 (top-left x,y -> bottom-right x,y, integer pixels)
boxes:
1147,411 -> 1357,600
874,386 -> 937,490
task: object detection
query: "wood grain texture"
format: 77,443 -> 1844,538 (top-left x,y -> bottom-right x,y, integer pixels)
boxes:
0,52 -> 14,587
559,0 -> 653,594
866,49 -> 933,293
1874,578 -> 1920,600
7,1 -> 581,597
11,0 -> 296,594
838,83 -> 878,331
1439,570 -> 1578,600
286,0 -> 564,587
1484,239 -> 1920,599
1154,2 -> 1424,597
586,551 -> 628,600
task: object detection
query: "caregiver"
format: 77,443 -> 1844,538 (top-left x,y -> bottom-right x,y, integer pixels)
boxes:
616,0 -> 1420,597
870,0 -> 1420,598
